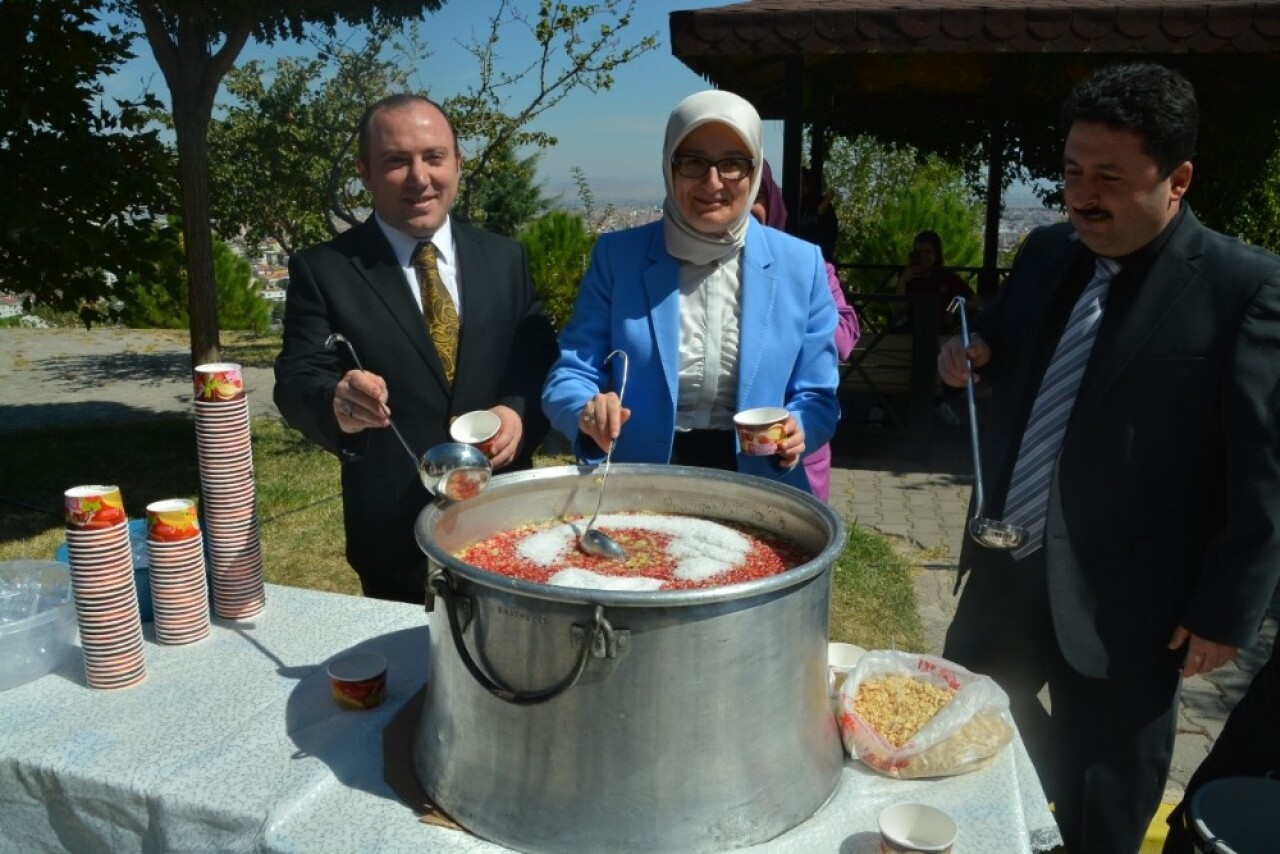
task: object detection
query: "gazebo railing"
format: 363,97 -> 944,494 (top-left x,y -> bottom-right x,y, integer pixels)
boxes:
831,263 -> 1010,461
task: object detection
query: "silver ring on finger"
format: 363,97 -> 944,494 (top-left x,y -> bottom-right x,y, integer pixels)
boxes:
341,399 -> 354,417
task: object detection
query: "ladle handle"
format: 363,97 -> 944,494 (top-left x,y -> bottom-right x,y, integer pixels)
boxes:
327,333 -> 422,473
583,349 -> 630,531
949,297 -> 987,516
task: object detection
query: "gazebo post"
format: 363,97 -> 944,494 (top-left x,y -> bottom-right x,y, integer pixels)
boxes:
811,123 -> 829,195
981,118 -> 1006,301
782,55 -> 805,237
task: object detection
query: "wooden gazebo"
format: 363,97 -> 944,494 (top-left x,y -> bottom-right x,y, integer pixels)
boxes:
671,0 -> 1280,289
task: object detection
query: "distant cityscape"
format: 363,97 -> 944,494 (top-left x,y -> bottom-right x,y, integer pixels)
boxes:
0,201 -> 1064,328
562,200 -> 1066,259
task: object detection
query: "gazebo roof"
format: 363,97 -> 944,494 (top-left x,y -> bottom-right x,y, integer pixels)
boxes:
670,1 -> 1280,185
673,1 -> 1280,56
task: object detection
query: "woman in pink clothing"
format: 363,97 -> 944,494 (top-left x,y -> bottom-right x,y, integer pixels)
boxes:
750,160 -> 859,501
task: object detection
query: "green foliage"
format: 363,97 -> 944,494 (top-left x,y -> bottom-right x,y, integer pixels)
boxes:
1199,119 -> 1280,253
0,0 -> 173,323
115,225 -> 269,332
820,135 -> 985,293
518,209 -> 596,330
214,242 -> 270,332
462,144 -> 545,237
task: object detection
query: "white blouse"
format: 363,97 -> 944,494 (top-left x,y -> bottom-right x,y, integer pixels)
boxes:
675,252 -> 742,431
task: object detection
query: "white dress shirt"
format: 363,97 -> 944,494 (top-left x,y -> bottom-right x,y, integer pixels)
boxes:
373,213 -> 462,321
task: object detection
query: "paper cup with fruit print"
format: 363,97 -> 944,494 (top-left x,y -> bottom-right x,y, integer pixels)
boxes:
450,410 -> 501,459
733,407 -> 789,456
327,652 -> 387,710
146,498 -> 200,542
64,485 -> 127,530
193,362 -> 245,402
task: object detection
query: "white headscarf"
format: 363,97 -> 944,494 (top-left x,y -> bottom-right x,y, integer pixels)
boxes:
662,90 -> 764,266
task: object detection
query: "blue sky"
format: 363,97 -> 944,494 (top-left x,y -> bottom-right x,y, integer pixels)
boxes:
99,2 -> 1044,207
101,1 -> 775,205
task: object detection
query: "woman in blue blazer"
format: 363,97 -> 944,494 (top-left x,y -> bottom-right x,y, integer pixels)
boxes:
542,90 -> 840,493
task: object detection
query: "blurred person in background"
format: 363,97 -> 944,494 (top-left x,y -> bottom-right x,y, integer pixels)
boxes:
895,230 -> 974,333
795,165 -> 839,264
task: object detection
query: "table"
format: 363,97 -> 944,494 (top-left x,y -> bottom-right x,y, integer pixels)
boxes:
0,585 -> 1062,852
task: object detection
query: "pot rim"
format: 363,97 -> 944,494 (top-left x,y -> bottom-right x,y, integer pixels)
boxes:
416,463 -> 847,608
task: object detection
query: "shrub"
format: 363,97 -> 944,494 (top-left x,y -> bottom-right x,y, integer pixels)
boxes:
518,210 -> 596,331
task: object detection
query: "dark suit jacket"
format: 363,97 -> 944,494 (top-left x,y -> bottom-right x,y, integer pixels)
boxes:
960,209 -> 1280,679
274,217 -> 558,601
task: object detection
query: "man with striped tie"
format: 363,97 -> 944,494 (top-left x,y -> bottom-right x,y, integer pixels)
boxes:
937,64 -> 1280,853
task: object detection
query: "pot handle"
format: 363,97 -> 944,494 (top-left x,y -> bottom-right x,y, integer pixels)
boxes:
429,570 -> 613,706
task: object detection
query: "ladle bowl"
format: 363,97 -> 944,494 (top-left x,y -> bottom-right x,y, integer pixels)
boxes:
324,332 -> 490,502
420,443 -> 492,502
969,517 -> 1026,550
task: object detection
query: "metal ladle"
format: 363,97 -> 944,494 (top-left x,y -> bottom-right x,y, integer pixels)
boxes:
578,349 -> 629,561
946,298 -> 1027,550
324,333 -> 490,502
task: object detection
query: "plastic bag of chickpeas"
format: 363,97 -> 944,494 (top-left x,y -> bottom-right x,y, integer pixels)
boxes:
836,650 -> 1014,779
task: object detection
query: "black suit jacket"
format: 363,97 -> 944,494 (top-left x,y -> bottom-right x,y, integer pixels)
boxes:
960,209 -> 1280,679
273,217 -> 558,600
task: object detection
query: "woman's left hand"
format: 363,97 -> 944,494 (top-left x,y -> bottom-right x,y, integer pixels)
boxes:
775,416 -> 805,469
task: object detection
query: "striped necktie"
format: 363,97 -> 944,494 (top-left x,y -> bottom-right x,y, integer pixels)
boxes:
1003,256 -> 1120,559
412,241 -> 459,384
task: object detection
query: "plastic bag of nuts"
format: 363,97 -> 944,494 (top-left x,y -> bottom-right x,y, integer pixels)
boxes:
837,650 -> 1014,779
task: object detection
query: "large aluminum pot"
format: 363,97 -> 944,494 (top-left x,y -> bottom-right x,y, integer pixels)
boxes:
413,464 -> 847,853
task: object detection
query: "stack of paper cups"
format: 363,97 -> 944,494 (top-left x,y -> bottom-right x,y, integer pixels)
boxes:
63,485 -> 147,690
145,498 -> 211,645
192,362 -> 266,619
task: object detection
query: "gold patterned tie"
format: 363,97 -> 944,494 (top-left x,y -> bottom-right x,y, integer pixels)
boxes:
412,241 -> 459,383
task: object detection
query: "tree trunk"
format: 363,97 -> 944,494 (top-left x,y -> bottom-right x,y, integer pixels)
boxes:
174,104 -> 220,368
135,1 -> 251,369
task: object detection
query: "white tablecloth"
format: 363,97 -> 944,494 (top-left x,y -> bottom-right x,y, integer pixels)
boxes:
0,584 -> 1061,852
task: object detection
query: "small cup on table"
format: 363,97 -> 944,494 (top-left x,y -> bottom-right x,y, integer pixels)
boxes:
327,652 -> 387,711
450,410 -> 501,459
877,802 -> 957,853
733,407 -> 789,456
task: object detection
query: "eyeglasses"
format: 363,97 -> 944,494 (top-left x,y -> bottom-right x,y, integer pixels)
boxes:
671,154 -> 755,181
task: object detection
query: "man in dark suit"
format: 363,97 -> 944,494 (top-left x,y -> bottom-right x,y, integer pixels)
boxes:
937,64 -> 1280,852
274,94 -> 557,604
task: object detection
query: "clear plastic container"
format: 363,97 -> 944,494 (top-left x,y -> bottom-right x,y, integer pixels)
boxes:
0,560 -> 78,691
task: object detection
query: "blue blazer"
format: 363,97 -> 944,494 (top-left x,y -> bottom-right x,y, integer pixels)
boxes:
542,218 -> 840,492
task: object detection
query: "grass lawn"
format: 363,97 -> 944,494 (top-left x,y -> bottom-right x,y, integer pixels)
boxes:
0,416 -> 922,650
